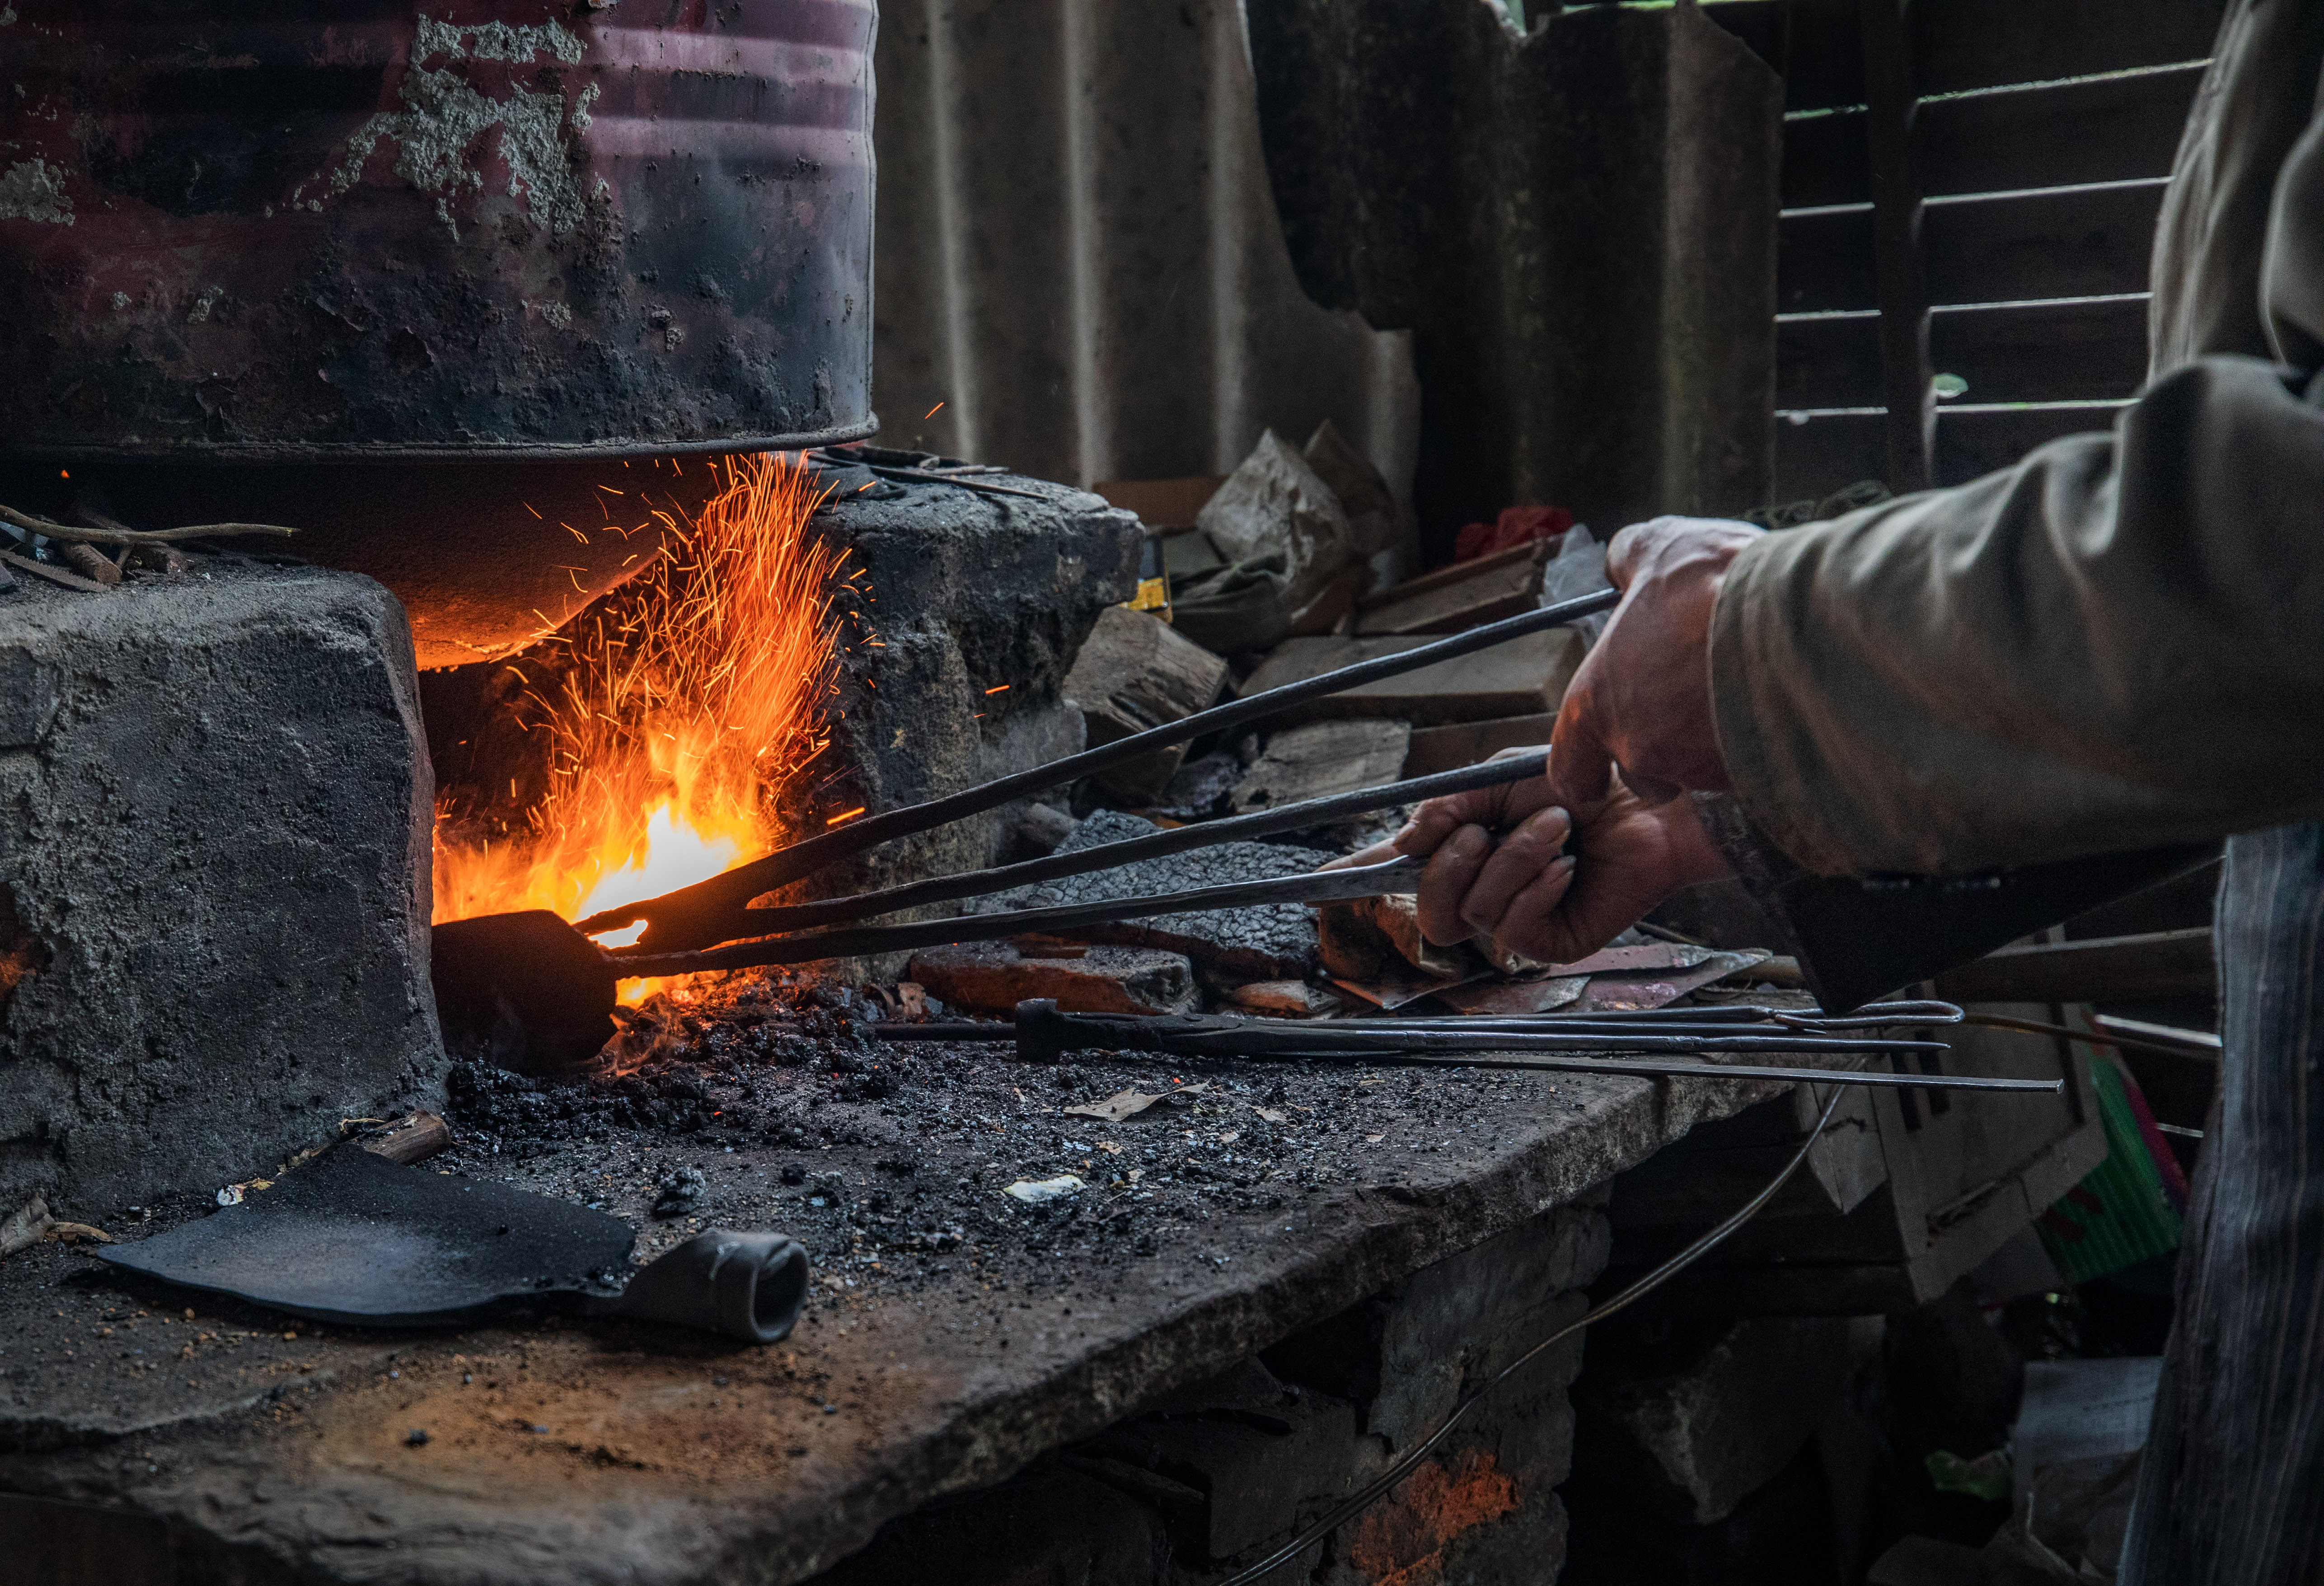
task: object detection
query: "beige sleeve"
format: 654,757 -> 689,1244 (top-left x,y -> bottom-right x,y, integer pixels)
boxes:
1711,24 -> 2324,883
1709,354 -> 2324,878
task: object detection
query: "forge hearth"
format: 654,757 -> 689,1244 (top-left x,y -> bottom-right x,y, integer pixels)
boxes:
422,454 -> 1147,979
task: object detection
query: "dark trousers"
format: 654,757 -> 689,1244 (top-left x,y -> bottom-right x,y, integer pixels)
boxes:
2123,822 -> 2324,1583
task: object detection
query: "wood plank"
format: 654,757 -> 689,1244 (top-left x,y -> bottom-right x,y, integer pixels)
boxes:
1060,605 -> 1231,802
1229,720 -> 1412,813
1860,0 -> 1935,492
1401,712 -> 1561,779
1774,410 -> 1886,502
1781,296 -> 2150,409
1239,629 -> 1582,726
1921,65 -> 2205,199
1781,179 -> 2163,312
1092,476 -> 1225,530
1709,0 -> 1865,113
1716,0 -> 2216,113
1933,928 -> 2216,1004
1935,401 -> 2128,484
1352,538 -> 1553,636
1910,0 -> 2221,98
1934,297 -> 2150,402
1782,65 -> 2203,210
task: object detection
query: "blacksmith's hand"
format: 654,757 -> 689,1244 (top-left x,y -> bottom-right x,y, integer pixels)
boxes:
1391,516 -> 1756,961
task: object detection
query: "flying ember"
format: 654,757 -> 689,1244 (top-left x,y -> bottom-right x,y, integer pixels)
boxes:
432,452 -> 853,1002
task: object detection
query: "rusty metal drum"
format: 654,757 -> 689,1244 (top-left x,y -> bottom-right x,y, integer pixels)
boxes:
0,1 -> 876,459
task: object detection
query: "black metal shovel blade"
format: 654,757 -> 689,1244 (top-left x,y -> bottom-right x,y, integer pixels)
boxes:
100,1147 -> 633,1327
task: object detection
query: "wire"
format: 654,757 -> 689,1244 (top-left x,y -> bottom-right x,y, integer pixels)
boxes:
1211,1073 -> 1856,1586
1961,1011 -> 2213,1062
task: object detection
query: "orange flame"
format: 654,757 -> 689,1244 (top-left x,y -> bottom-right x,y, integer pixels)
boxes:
433,453 -> 851,1003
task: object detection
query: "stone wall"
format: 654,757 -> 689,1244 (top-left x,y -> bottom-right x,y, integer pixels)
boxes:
0,565 -> 441,1219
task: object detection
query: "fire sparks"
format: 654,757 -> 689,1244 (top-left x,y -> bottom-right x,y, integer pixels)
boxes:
432,452 -> 853,1002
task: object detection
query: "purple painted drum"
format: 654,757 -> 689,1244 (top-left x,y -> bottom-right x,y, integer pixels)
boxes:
0,1 -> 877,458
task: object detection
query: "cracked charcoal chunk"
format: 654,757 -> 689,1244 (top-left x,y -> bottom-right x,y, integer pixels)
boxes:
651,1167 -> 707,1219
970,811 -> 1327,982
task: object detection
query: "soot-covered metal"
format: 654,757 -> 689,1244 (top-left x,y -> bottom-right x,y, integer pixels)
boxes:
0,0 -> 876,459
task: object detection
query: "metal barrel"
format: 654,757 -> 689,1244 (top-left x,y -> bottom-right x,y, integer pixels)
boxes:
0,1 -> 876,459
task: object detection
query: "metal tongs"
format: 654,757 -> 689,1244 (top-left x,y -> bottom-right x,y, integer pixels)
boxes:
432,589 -> 1620,1068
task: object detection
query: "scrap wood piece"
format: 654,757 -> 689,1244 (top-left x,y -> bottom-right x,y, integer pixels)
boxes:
0,1196 -> 51,1257
1230,720 -> 1411,814
1240,628 -> 1582,726
361,1111 -> 454,1166
1061,605 -> 1232,803
0,502 -> 297,545
1064,1083 -> 1208,1123
1354,537 -> 1559,636
0,547 -> 108,592
1401,712 -> 1559,778
1303,417 -> 1401,558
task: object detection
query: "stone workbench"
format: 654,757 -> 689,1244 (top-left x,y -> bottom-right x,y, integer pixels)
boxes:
0,1030 -> 1816,1586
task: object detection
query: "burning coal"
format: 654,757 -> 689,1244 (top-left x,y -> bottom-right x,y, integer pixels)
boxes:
432,453 -> 859,1000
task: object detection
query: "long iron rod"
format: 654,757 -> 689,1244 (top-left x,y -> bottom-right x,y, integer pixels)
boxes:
1123,1049 -> 2056,1093
695,751 -> 1547,940
881,999 -> 1967,1039
592,587 -> 1620,949
614,855 -> 1427,976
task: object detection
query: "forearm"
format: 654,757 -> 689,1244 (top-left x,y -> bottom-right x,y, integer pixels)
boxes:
1710,356 -> 2324,878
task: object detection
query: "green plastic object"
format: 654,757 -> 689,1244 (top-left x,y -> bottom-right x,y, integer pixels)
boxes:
2037,1054 -> 2183,1286
1926,1448 -> 2012,1503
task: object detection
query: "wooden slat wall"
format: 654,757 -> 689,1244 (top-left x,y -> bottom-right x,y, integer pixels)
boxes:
1710,0 -> 2224,502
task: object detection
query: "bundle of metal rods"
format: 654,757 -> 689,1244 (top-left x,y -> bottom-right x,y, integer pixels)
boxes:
872,998 -> 2059,1095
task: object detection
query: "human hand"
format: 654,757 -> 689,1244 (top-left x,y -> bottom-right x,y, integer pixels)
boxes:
1389,515 -> 1756,961
1391,751 -> 1729,963
1546,515 -> 1759,810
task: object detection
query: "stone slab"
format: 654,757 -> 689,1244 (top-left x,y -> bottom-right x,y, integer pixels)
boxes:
0,1029 -> 1824,1586
0,563 -> 441,1220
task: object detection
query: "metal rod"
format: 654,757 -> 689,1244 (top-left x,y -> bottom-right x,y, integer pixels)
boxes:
1136,1050 -> 2057,1094
613,855 -> 1427,976
694,751 -> 1547,940
873,1001 -> 1967,1043
588,587 -> 1619,950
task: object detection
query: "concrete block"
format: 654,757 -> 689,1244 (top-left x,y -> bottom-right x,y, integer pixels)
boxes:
1081,1358 -> 1367,1565
1265,1204 -> 1612,1586
1573,1314 -> 1881,1525
1266,1202 -> 1612,1449
0,566 -> 441,1216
